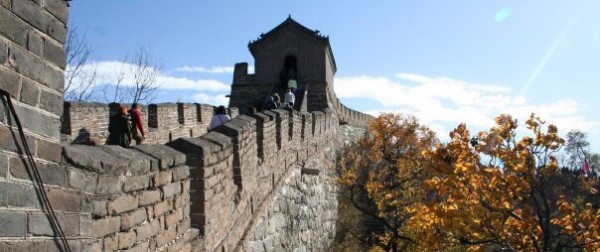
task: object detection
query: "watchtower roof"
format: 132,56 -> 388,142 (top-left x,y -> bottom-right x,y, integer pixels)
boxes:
248,16 -> 337,73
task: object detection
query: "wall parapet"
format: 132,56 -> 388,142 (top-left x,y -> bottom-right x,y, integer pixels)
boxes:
61,101 -> 239,145
59,144 -> 198,251
167,107 -> 339,252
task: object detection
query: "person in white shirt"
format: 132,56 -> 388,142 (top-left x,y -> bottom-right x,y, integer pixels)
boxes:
284,88 -> 295,108
209,105 -> 231,130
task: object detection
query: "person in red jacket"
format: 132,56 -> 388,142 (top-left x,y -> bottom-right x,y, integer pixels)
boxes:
129,103 -> 146,144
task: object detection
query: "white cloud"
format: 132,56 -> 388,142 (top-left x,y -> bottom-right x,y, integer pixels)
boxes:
172,65 -> 255,74
335,73 -> 600,139
193,93 -> 229,106
68,61 -> 231,92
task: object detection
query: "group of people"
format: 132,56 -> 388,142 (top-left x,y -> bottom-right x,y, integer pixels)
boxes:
264,88 -> 296,110
106,103 -> 146,147
107,104 -> 232,147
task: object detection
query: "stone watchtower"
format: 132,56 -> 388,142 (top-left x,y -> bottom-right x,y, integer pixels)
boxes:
229,16 -> 337,113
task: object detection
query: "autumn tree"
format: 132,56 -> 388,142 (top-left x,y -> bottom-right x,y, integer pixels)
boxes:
409,114 -> 600,251
336,113 -> 440,251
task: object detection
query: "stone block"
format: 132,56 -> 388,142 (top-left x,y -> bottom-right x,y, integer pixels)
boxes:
92,200 -> 107,217
154,199 -> 172,217
177,217 -> 191,235
164,209 -> 183,228
63,144 -> 129,175
0,7 -> 28,46
0,65 -> 21,99
7,102 -> 60,139
68,168 -> 97,193
28,211 -> 79,236
153,170 -> 172,186
27,30 -> 43,57
123,175 -> 150,192
43,38 -> 65,68
121,208 -> 147,230
44,0 -> 69,24
172,166 -> 190,181
0,152 -> 7,178
132,144 -> 185,170
0,211 -> 27,237
162,182 -> 181,199
39,89 -> 62,115
9,156 -> 66,186
135,222 -> 155,242
0,181 -> 40,208
108,195 -> 138,214
46,188 -> 81,211
36,137 -> 61,163
103,235 -> 118,251
101,145 -> 155,173
156,226 -> 177,247
138,190 -> 161,206
117,230 -> 137,249
19,76 -> 39,106
129,241 -> 150,252
96,175 -> 123,195
92,216 -> 120,238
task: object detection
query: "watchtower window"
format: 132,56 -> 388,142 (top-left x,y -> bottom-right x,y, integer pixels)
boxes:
281,55 -> 298,88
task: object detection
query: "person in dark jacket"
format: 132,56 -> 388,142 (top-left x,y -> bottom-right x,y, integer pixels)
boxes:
106,105 -> 132,147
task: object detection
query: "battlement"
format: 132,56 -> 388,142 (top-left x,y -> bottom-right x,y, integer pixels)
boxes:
167,108 -> 339,251
61,102 -> 239,145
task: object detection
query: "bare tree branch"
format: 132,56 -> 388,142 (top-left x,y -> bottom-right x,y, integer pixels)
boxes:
64,27 -> 97,101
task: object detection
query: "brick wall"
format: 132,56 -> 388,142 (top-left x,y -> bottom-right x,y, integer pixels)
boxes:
167,108 -> 342,252
0,0 -> 74,250
61,102 -> 239,145
60,144 -> 197,251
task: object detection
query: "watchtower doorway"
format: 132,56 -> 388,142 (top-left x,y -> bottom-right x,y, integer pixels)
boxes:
280,55 -> 298,90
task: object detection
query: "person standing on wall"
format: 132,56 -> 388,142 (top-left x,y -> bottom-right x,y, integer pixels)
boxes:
129,103 -> 146,144
284,88 -> 295,108
209,105 -> 231,130
106,105 -> 132,147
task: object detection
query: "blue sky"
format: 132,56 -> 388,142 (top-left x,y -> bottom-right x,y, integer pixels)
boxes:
68,1 -> 600,152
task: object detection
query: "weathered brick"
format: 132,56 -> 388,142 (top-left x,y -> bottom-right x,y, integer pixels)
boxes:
43,39 -> 65,68
138,190 -> 161,206
0,7 -> 28,46
47,16 -> 67,44
5,101 -> 61,139
39,89 -> 62,115
68,168 -> 97,192
27,30 -> 43,57
177,217 -> 191,235
154,199 -> 172,217
129,241 -> 149,252
121,208 -> 147,230
28,211 -> 79,236
117,230 -> 136,249
0,240 -> 69,251
6,43 -> 64,92
172,166 -> 190,181
154,170 -> 172,186
0,65 -> 21,99
0,0 -> 10,10
92,200 -> 107,217
11,0 -> 46,32
164,209 -> 183,228
0,153 -> 7,178
103,235 -> 118,251
92,216 -> 120,237
156,226 -> 177,247
19,74 -> 39,106
9,156 -> 66,186
162,182 -> 181,199
45,0 -> 69,24
108,195 -> 138,214
96,175 -> 123,195
0,181 -> 40,208
0,38 -> 6,64
124,175 -> 150,192
46,188 -> 81,211
0,211 -> 27,237
135,222 -> 154,242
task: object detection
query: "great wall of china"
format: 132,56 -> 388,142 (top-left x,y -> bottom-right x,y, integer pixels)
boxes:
0,1 -> 372,251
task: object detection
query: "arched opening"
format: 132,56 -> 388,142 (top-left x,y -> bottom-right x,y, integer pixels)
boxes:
280,55 -> 298,90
